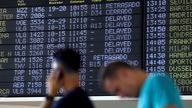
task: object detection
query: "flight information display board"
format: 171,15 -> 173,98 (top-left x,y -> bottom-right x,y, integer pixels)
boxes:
0,0 -> 192,97
145,0 -> 192,95
0,0 -> 142,96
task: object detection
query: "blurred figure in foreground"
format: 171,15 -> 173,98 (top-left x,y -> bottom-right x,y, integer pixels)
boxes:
42,48 -> 94,108
101,61 -> 183,108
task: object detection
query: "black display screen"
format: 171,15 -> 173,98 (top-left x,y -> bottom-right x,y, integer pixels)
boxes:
0,0 -> 142,96
0,0 -> 191,97
145,0 -> 192,95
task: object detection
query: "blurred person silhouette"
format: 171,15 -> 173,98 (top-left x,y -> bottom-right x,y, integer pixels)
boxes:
101,61 -> 183,108
42,48 -> 94,108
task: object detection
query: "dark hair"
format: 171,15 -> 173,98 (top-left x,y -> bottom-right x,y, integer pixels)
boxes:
101,61 -> 133,82
53,48 -> 81,73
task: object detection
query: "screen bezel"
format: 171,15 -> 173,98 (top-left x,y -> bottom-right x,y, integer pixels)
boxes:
0,0 -> 191,98
0,96 -> 191,102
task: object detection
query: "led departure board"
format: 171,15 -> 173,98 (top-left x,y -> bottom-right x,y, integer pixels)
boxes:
0,0 -> 142,96
0,0 -> 192,97
145,0 -> 192,95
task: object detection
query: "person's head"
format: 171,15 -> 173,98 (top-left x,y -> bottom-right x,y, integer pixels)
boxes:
101,61 -> 147,97
52,48 -> 81,89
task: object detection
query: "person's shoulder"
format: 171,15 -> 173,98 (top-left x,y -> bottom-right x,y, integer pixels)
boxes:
148,72 -> 176,88
71,87 -> 89,98
52,97 -> 67,108
76,88 -> 92,102
66,87 -> 93,104
52,88 -> 84,107
146,73 -> 173,86
149,72 -> 171,81
54,88 -> 94,108
68,87 -> 94,108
